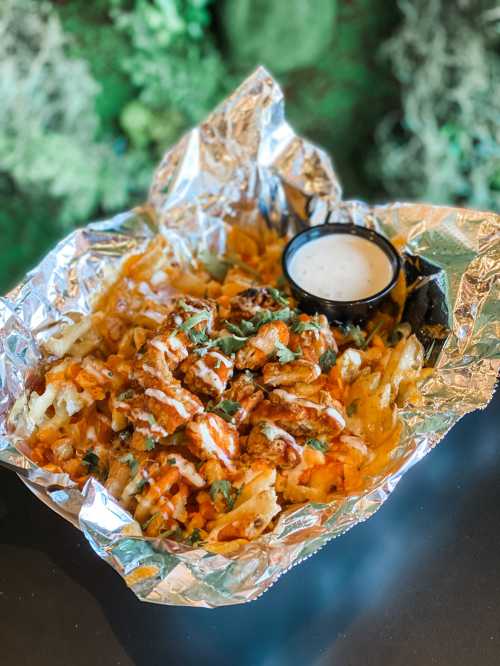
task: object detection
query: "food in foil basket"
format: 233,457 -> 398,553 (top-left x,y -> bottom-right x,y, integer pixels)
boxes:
9,222 -> 429,552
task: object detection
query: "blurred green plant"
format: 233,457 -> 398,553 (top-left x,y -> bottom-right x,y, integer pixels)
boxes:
112,0 -> 230,149
219,0 -> 398,198
372,0 -> 500,210
0,0 -> 135,228
221,0 -> 337,74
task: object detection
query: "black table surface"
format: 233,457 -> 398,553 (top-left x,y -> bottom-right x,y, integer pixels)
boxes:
1,390 -> 499,666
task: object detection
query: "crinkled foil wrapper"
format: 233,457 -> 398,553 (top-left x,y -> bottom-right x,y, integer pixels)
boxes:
1,68 -> 498,607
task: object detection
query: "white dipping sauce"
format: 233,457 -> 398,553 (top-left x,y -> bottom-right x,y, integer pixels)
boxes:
288,234 -> 394,301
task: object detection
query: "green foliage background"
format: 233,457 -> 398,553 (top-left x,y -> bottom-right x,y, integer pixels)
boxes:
1,0 -> 498,293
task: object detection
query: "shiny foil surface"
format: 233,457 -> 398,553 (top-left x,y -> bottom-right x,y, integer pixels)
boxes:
0,68 -> 498,607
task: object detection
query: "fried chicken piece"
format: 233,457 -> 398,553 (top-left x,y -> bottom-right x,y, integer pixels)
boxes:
246,422 -> 302,467
235,320 -> 290,370
229,287 -> 283,320
185,412 -> 239,470
180,350 -> 234,397
251,388 -> 345,438
166,296 -> 217,333
145,332 -> 190,372
221,371 -> 264,425
116,383 -> 203,439
289,314 -> 337,364
262,359 -> 321,387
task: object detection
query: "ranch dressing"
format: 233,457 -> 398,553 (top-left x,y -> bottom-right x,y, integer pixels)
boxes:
288,234 -> 394,301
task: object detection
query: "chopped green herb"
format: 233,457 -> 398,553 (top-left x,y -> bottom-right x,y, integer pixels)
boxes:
275,341 -> 301,364
167,457 -> 176,465
225,254 -> 261,279
214,357 -> 222,369
306,438 -> 328,453
144,436 -> 156,451
260,422 -> 281,439
142,511 -> 161,531
187,527 -> 203,546
119,452 -> 139,476
146,413 -> 156,426
340,323 -> 366,348
292,319 -> 322,334
187,327 -> 209,345
268,307 -> 295,323
276,275 -> 287,289
180,310 -> 210,332
166,429 -> 186,447
363,321 -> 383,348
224,319 -> 255,337
210,399 -> 241,422
82,450 -> 99,473
178,299 -> 197,312
215,335 -> 247,355
388,322 -> 411,346
117,389 -> 134,401
119,429 -> 131,442
199,251 -> 261,283
199,251 -> 230,282
346,401 -> 358,417
267,287 -> 289,306
135,477 -> 148,492
319,348 -> 337,373
159,526 -> 183,540
210,479 -> 235,510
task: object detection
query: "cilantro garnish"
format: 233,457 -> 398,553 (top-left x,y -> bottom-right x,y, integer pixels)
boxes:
180,310 -> 210,332
82,450 -> 99,473
119,452 -> 139,476
187,327 -> 209,345
292,319 -> 322,334
187,527 -> 203,546
260,422 -> 280,439
224,319 -> 255,337
346,401 -> 358,417
142,512 -> 161,531
167,457 -> 176,465
159,526 -> 183,540
306,438 -> 328,453
210,480 -> 235,510
209,399 -> 241,422
198,251 -> 230,282
340,323 -> 366,348
215,335 -> 247,355
178,299 -> 197,312
388,323 -> 410,346
267,287 -> 289,307
275,275 -> 287,289
117,389 -> 134,401
144,436 -> 156,451
135,477 -> 148,493
199,251 -> 260,283
319,348 -> 337,373
146,413 -> 156,426
275,341 -> 302,364
363,321 -> 383,348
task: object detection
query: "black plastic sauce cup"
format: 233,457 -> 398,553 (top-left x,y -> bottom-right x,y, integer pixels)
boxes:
282,223 -> 402,324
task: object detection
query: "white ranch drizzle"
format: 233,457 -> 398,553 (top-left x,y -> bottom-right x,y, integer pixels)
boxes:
145,388 -> 191,419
